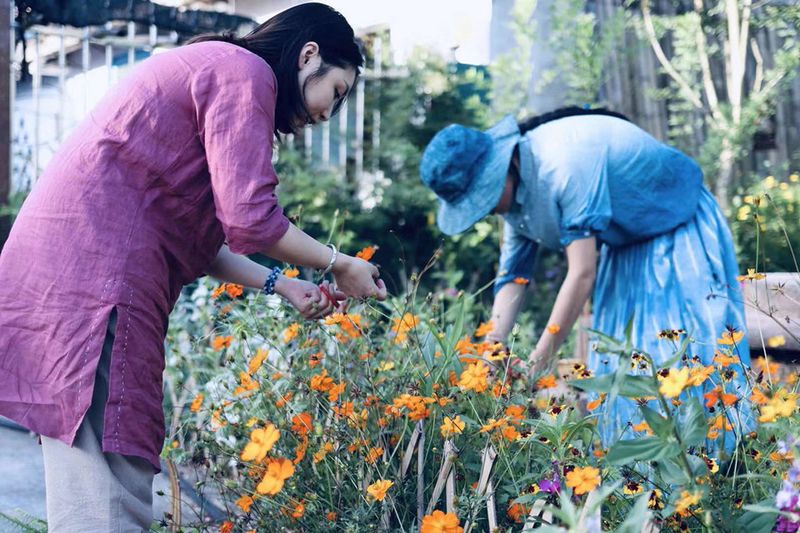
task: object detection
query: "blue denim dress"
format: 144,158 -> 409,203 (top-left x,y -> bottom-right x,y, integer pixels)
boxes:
495,115 -> 751,445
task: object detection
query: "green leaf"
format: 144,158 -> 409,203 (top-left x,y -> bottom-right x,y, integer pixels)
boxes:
656,457 -> 690,485
657,333 -> 692,370
678,397 -> 707,447
607,437 -> 680,466
570,374 -> 656,398
738,502 -> 781,533
641,406 -> 674,438
614,492 -> 653,533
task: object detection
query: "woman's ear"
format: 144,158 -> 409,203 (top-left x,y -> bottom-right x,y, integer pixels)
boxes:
298,41 -> 320,69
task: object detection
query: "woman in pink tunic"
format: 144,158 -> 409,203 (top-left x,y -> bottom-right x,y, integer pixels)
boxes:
0,3 -> 384,530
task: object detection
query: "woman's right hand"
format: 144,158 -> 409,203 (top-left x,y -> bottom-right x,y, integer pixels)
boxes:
332,254 -> 387,300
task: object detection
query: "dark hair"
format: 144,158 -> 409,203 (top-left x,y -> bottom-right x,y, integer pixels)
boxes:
187,3 -> 364,135
518,106 -> 630,135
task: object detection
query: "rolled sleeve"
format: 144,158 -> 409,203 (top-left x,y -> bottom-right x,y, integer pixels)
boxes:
494,219 -> 539,295
193,53 -> 290,255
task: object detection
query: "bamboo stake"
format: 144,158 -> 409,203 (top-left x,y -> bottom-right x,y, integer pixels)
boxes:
425,439 -> 458,515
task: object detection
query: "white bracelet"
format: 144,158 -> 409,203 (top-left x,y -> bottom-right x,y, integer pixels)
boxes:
320,243 -> 338,277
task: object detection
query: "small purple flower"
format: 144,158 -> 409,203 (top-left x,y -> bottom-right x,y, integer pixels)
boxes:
780,436 -> 798,455
776,481 -> 798,509
538,478 -> 561,494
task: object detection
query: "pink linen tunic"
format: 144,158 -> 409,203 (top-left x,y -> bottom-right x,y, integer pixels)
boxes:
0,41 -> 290,470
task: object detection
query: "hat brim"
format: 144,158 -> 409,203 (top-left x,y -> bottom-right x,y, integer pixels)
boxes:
436,115 -> 520,235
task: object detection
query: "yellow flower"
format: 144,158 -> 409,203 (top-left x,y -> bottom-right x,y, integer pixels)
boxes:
623,481 -> 643,495
256,457 -> 295,495
763,175 -> 777,188
658,367 -> 690,398
282,323 -> 300,343
717,329 -> 745,345
768,336 -> 786,348
241,425 -> 280,463
565,466 -> 601,495
421,510 -> 463,533
474,321 -> 494,338
737,205 -> 751,221
688,365 -> 714,387
759,389 -> 798,423
675,490 -> 701,515
391,313 -> 420,343
737,268 -> 766,282
458,362 -> 489,393
189,393 -> 204,413
378,361 -> 395,372
366,479 -> 393,502
440,415 -> 465,438
283,267 -> 300,278
790,173 -> 799,183
632,421 -> 653,435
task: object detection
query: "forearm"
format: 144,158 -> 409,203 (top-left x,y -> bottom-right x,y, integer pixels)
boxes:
487,283 -> 527,343
534,271 -> 595,358
206,244 -> 294,296
260,223 -> 337,270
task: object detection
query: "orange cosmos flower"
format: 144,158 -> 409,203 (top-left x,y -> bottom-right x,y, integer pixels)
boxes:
241,424 -> 280,463
717,329 -> 745,345
565,466 -> 601,495
536,374 -> 558,389
256,457 -> 295,495
512,277 -> 530,285
458,362 -> 489,393
546,324 -> 561,335
282,323 -> 300,343
474,321 -> 494,337
210,335 -> 233,351
366,479 -> 393,501
235,494 -> 254,513
356,245 -> 378,261
189,393 -> 204,413
421,510 -> 463,533
283,267 -> 300,278
225,283 -> 244,298
440,416 -> 465,438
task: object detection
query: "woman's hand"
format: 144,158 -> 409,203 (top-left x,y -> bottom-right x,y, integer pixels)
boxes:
332,255 -> 387,300
275,277 -> 345,320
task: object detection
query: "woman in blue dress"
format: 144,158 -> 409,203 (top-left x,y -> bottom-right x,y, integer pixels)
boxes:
419,107 -> 751,443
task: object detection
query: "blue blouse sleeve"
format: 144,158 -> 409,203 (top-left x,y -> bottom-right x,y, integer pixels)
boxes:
494,219 -> 539,296
557,146 -> 613,247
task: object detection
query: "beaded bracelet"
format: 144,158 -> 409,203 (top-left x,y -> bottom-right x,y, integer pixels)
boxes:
262,267 -> 281,295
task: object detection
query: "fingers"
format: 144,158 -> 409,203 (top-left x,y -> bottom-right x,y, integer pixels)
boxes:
373,278 -> 388,300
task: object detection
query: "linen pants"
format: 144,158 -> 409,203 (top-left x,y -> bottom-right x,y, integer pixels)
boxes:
41,310 -> 156,532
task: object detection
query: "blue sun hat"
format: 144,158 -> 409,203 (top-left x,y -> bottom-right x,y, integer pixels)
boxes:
420,114 -> 521,235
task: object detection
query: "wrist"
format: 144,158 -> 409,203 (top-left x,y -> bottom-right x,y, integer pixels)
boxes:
273,274 -> 289,297
331,253 -> 352,276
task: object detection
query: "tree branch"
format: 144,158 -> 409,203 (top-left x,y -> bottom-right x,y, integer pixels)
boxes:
693,0 -> 724,126
641,0 -> 705,110
751,36 -> 764,94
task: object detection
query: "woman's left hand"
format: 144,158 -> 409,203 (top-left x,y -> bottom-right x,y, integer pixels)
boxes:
276,277 -> 345,320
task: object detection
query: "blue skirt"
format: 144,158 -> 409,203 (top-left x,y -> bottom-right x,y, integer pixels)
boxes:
588,187 -> 752,445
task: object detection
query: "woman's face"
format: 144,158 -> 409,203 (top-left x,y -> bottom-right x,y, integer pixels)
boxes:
492,151 -> 519,214
296,42 -> 357,128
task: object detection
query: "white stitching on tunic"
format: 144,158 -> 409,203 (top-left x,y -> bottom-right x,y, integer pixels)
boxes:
77,279 -> 114,405
113,281 -> 134,447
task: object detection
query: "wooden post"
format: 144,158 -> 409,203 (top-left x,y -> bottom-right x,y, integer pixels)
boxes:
0,0 -> 11,249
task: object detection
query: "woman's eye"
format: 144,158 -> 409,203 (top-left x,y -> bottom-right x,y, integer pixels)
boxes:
334,89 -> 341,100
